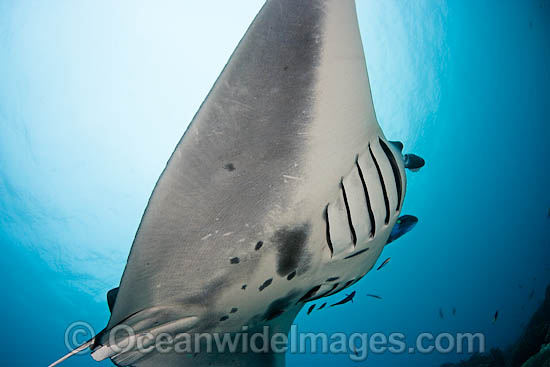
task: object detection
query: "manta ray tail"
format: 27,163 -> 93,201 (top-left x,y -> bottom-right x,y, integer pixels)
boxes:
48,338 -> 94,367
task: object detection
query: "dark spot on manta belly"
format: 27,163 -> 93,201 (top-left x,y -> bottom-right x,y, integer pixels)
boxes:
255,241 -> 263,251
220,315 -> 229,322
265,309 -> 284,321
230,257 -> 240,264
230,308 -> 238,313
287,270 -> 297,281
259,278 -> 273,291
297,285 -> 322,304
223,163 -> 235,171
262,292 -> 299,321
241,284 -> 247,290
272,224 -> 310,277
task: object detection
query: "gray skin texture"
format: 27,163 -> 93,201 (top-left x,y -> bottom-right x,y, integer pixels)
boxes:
91,0 -> 408,366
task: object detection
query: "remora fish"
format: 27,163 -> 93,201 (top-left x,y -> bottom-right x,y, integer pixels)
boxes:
386,215 -> 418,244
331,291 -> 357,307
50,1 -> 424,366
377,257 -> 391,271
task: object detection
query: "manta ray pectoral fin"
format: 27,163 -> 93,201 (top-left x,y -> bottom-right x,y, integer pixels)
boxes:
403,154 -> 425,172
386,215 -> 418,245
107,287 -> 119,313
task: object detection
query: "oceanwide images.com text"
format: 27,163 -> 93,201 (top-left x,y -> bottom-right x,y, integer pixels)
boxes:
65,321 -> 486,362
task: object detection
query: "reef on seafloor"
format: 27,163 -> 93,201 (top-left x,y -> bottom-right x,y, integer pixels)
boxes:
441,285 -> 550,367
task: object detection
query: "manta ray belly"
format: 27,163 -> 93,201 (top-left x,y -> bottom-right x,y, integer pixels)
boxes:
88,1 -> 409,367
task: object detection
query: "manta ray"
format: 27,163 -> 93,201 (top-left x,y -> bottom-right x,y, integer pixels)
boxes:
51,0 -> 423,366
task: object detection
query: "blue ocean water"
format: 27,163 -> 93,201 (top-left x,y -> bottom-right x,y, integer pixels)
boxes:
0,1 -> 548,366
